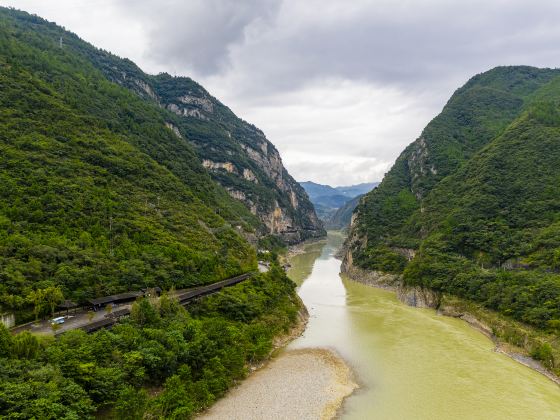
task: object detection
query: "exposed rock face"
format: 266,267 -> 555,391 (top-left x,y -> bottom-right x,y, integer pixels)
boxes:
226,188 -> 246,201
178,94 -> 214,113
165,122 -> 182,139
97,65 -> 325,244
134,79 -> 158,102
342,258 -> 441,309
396,286 -> 441,308
202,159 -> 237,174
392,247 -> 416,261
166,103 -> 209,120
243,168 -> 258,183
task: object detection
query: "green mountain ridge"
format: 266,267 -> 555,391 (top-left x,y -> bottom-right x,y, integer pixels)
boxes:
0,8 -> 264,314
0,8 -> 305,419
346,66 -> 560,336
83,33 -> 324,244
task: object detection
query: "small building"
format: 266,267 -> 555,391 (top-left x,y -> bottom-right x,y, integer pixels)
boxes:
0,313 -> 15,328
58,300 -> 78,316
89,291 -> 143,311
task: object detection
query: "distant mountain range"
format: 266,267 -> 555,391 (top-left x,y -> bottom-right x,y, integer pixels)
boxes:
300,181 -> 379,228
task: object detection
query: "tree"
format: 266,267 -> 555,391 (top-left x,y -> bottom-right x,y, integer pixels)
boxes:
44,286 -> 64,318
0,323 -> 13,357
27,289 -> 45,322
26,286 -> 64,320
130,298 -> 160,327
12,331 -> 40,359
114,386 -> 148,420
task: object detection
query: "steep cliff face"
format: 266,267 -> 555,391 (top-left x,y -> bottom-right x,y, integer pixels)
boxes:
92,65 -> 324,243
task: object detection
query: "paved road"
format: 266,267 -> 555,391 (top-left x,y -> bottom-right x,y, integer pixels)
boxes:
12,272 -> 255,336
12,303 -> 133,335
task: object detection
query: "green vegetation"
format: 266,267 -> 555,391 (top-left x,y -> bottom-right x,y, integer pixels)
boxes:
0,9 -> 324,247
350,66 -> 560,370
144,73 -> 323,241
49,11 -> 322,243
0,8 -> 261,321
0,7 -> 307,418
403,102 -> 560,329
0,269 -> 301,419
353,66 -> 560,266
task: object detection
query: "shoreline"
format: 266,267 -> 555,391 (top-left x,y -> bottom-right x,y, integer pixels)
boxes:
198,348 -> 358,420
247,295 -> 309,373
341,263 -> 560,387
284,235 -> 328,260
197,238 -> 358,419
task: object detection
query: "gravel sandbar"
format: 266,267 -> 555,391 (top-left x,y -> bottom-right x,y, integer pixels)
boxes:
198,348 -> 357,420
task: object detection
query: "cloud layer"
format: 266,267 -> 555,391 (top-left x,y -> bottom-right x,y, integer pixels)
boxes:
3,0 -> 560,185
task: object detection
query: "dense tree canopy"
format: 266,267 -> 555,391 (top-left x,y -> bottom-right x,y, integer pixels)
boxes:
350,66 -> 560,333
0,7 -> 263,321
0,269 -> 300,419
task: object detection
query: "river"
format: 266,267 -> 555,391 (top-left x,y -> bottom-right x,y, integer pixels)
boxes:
287,231 -> 560,419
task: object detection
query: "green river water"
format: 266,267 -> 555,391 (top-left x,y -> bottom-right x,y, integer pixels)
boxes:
287,232 -> 560,420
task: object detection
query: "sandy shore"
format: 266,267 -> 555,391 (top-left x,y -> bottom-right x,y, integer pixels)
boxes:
198,348 -> 357,420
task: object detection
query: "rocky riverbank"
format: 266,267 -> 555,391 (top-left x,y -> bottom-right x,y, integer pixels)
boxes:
341,261 -> 560,387
199,348 -> 357,420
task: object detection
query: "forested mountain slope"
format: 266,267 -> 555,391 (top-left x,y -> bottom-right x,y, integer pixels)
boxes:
0,8 -> 306,418
45,14 -> 323,244
0,8 -> 263,316
0,9 -> 324,246
345,66 -> 560,332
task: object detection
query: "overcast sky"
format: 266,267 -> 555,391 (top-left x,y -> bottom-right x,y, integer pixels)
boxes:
2,0 -> 560,186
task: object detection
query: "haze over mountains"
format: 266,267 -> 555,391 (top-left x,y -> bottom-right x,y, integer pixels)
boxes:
300,181 -> 378,228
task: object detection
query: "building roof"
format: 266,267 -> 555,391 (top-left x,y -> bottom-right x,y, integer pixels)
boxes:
89,291 -> 143,306
58,300 -> 78,309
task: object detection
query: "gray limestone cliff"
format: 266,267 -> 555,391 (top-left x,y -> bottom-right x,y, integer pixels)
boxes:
90,58 -> 325,244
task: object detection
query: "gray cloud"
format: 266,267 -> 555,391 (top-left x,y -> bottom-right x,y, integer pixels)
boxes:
2,0 -> 560,185
113,0 -> 281,75
113,0 -> 560,95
